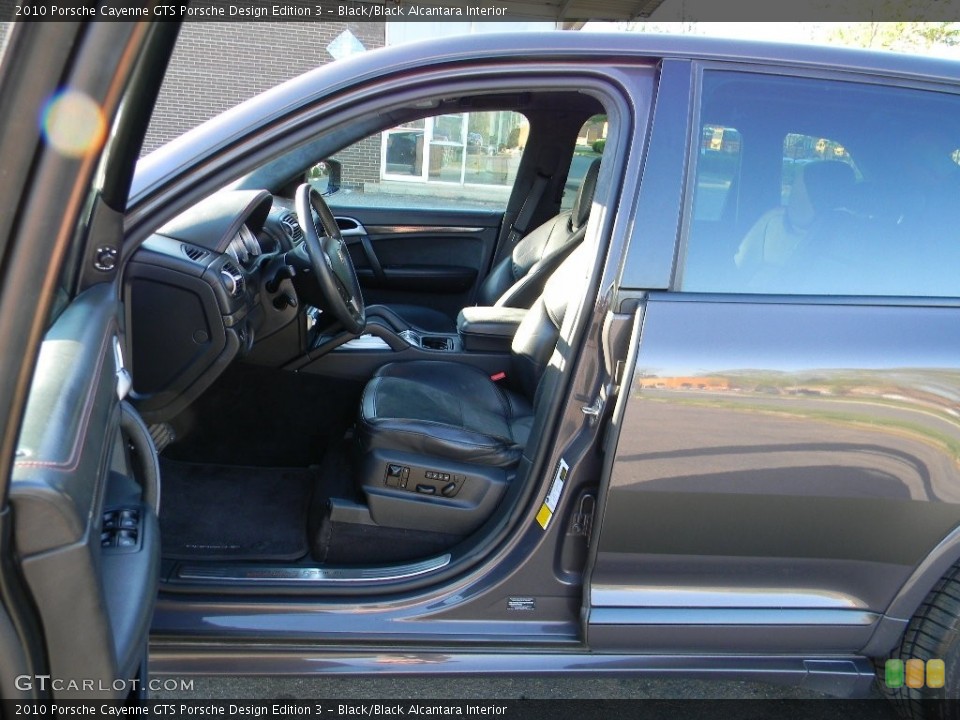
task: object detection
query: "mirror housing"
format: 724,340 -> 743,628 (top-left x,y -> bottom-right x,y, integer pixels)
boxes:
306,158 -> 341,196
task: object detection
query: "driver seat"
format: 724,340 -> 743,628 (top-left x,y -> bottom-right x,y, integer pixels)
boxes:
368,159 -> 600,334
354,245 -> 585,536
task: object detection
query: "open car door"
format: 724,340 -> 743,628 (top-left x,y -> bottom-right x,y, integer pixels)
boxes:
0,21 -> 177,699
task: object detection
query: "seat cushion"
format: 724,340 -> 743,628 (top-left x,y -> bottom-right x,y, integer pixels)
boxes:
358,361 -> 532,468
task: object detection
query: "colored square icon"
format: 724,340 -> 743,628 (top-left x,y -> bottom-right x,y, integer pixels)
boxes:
885,659 -> 904,688
906,658 -> 926,688
927,659 -> 946,689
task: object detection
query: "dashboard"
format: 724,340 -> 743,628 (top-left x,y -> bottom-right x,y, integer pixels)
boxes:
226,223 -> 262,267
124,189 -> 304,423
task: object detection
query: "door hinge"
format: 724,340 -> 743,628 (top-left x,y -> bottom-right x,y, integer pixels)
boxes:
569,493 -> 596,546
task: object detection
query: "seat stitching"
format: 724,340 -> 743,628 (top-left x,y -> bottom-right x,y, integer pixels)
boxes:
370,376 -> 380,416
493,386 -> 511,417
460,364 -> 511,417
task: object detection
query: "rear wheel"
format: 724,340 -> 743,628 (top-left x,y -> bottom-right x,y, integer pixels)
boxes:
884,563 -> 960,718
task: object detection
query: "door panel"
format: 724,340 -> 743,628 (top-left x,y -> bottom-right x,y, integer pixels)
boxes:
11,283 -> 160,697
334,206 -> 501,320
0,22 -> 176,698
589,297 -> 960,654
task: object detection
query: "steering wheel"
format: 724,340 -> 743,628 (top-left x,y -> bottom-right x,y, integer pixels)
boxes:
294,183 -> 365,335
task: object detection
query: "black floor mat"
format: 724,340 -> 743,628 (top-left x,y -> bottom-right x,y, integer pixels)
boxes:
161,363 -> 363,467
160,459 -> 315,561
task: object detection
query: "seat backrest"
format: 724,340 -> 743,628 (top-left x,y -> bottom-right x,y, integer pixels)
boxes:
735,160 -> 856,275
477,159 -> 601,308
509,243 -> 588,400
785,160 -> 856,230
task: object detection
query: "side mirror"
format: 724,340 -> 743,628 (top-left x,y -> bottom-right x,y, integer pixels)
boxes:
306,159 -> 341,197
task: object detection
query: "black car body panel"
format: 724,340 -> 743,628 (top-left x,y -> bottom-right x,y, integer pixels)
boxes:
591,297 -> 960,654
0,20 -> 177,698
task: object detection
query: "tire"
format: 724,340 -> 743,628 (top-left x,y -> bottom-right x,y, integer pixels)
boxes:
883,562 -> 960,719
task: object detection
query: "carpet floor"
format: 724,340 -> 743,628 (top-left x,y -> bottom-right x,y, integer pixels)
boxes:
159,459 -> 315,561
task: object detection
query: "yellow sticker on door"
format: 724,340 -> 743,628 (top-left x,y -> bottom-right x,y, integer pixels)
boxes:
537,459 -> 569,530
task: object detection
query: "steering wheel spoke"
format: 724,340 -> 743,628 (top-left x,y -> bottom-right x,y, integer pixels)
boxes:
295,183 -> 366,335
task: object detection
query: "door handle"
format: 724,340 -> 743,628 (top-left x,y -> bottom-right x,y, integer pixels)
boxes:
114,336 -> 132,401
335,216 -> 366,237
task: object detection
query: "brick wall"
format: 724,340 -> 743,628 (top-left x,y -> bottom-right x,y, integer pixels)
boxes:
142,22 -> 385,187
334,133 -> 383,191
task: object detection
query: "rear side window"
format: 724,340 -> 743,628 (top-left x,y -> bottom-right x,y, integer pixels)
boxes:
680,71 -> 960,298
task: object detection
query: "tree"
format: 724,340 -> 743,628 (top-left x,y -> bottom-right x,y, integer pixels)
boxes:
830,21 -> 960,51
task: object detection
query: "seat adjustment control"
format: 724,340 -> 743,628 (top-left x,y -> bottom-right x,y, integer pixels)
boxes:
385,464 -> 465,497
384,464 -> 410,489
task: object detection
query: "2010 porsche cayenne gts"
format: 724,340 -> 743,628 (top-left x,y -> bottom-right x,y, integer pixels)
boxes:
4,19 -> 960,719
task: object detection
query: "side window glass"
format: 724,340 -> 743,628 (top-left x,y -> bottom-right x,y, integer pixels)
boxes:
323,111 -> 528,212
561,115 -> 607,210
680,71 -> 960,298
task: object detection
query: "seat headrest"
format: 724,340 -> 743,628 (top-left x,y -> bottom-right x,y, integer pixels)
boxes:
786,160 -> 856,230
570,158 -> 601,231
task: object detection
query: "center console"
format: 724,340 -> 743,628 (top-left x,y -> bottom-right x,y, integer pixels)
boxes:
294,304 -> 527,385
456,306 -> 527,352
399,329 -> 460,352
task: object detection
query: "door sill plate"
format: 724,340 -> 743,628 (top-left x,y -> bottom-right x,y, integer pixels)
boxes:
174,554 -> 451,584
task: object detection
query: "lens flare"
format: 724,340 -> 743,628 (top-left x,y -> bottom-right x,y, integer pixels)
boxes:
40,89 -> 106,158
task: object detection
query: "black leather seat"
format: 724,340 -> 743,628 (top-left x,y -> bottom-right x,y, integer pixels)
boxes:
355,245 -> 585,535
369,159 -> 600,334
360,361 -> 533,468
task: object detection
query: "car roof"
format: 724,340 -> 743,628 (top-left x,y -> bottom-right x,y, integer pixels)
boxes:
131,31 -> 960,205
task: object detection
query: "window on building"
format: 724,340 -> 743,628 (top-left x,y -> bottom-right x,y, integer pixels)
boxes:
324,110 -> 528,212
679,71 -> 960,297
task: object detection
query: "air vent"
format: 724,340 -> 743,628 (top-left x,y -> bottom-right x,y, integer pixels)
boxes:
182,244 -> 209,263
279,213 -> 303,243
220,261 -> 245,298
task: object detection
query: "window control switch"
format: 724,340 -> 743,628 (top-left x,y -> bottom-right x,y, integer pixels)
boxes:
101,507 -> 142,553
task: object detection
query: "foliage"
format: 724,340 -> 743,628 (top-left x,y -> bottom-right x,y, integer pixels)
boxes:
829,21 -> 960,52
592,139 -> 606,154
623,18 -> 960,56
